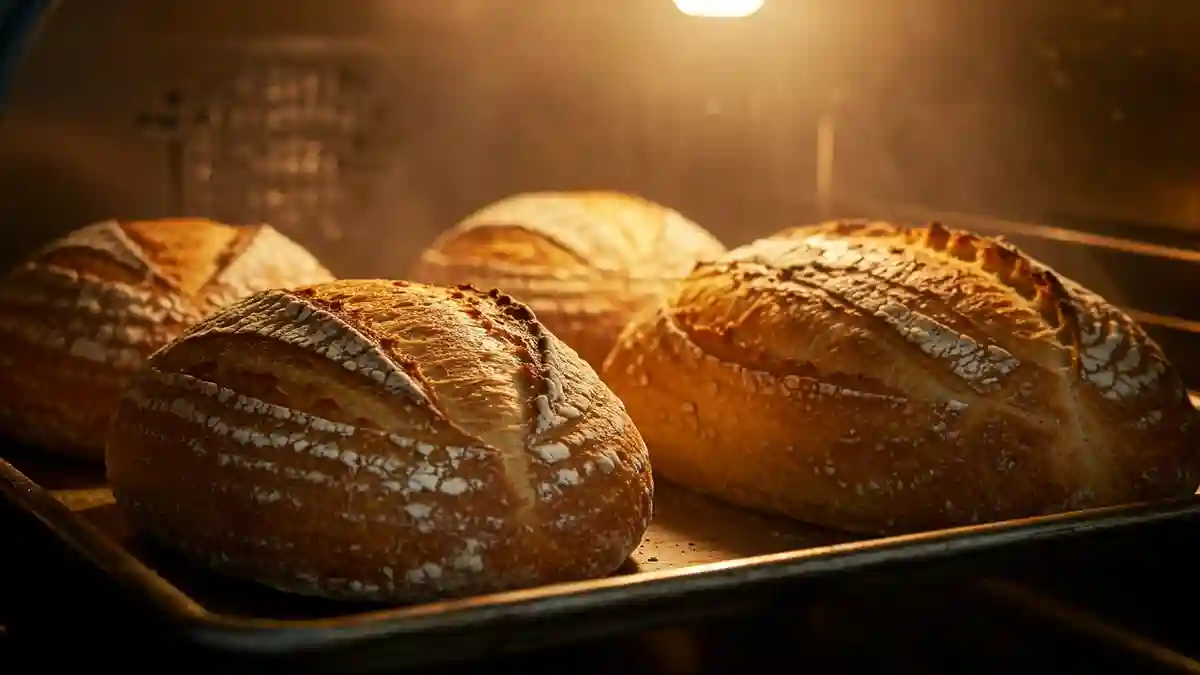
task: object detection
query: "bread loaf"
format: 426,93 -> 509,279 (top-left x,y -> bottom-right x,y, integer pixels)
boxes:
105,279 -> 653,603
0,218 -> 333,460
603,219 -> 1200,534
409,191 -> 726,368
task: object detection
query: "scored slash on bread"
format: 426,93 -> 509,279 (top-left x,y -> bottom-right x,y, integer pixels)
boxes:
409,191 -> 726,369
105,279 -> 653,603
775,220 -> 1173,400
0,218 -> 333,460
603,219 -> 1200,535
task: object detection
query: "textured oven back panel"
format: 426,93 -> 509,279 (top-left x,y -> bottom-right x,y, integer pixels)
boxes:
0,1 -> 456,275
169,63 -> 395,241
2,0 -> 1200,278
146,56 -> 408,272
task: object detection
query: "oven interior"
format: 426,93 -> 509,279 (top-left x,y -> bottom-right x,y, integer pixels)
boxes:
2,1 -> 1200,671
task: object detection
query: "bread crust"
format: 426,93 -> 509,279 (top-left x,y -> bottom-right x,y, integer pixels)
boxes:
0,219 -> 332,459
105,279 -> 653,603
409,191 -> 726,368
603,220 -> 1200,534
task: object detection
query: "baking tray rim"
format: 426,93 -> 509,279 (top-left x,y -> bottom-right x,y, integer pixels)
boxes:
5,455 -> 1200,656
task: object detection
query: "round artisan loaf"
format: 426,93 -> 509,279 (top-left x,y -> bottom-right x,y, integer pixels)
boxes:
0,218 -> 332,460
603,219 -> 1200,534
105,279 -> 653,603
409,191 -> 726,368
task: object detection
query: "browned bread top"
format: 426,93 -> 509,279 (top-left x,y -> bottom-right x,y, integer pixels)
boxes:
409,192 -> 726,368
716,219 -> 1185,407
0,218 -> 333,457
106,279 -> 653,602
421,191 -> 726,279
603,219 -> 1199,533
0,218 -> 333,371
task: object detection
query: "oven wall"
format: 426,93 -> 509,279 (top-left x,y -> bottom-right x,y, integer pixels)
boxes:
0,0 -> 1198,268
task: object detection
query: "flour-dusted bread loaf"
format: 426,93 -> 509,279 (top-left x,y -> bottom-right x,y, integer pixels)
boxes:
603,219 -> 1200,534
409,191 -> 726,368
105,279 -> 653,602
0,218 -> 333,460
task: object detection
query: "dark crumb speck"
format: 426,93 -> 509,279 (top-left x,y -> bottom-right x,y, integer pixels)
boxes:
647,557 -> 659,563
393,280 -> 409,287
507,305 -> 535,321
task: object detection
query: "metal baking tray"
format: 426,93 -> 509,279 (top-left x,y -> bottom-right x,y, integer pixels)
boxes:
4,396 -> 1200,672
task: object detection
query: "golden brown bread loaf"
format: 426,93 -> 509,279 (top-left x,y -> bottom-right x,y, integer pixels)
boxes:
409,191 -> 726,368
0,218 -> 333,460
603,219 -> 1200,534
105,279 -> 653,603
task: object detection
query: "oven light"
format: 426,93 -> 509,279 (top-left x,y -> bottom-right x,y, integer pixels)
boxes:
673,0 -> 764,18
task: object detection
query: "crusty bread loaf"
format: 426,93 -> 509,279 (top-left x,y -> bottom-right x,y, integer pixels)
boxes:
105,279 -> 653,603
0,218 -> 333,460
603,219 -> 1200,534
409,191 -> 726,368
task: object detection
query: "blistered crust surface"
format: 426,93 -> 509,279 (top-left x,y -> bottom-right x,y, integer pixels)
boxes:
0,219 -> 333,457
603,220 -> 1200,533
106,280 -> 653,602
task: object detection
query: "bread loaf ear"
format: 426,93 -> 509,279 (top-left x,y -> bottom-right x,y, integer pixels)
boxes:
410,191 -> 726,368
0,219 -> 332,459
603,220 -> 1200,534
106,279 -> 653,603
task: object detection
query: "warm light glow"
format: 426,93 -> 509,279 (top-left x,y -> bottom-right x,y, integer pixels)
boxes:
673,0 -> 764,18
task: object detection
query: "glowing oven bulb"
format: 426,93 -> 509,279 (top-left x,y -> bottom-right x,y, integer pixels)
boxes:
673,0 -> 764,18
